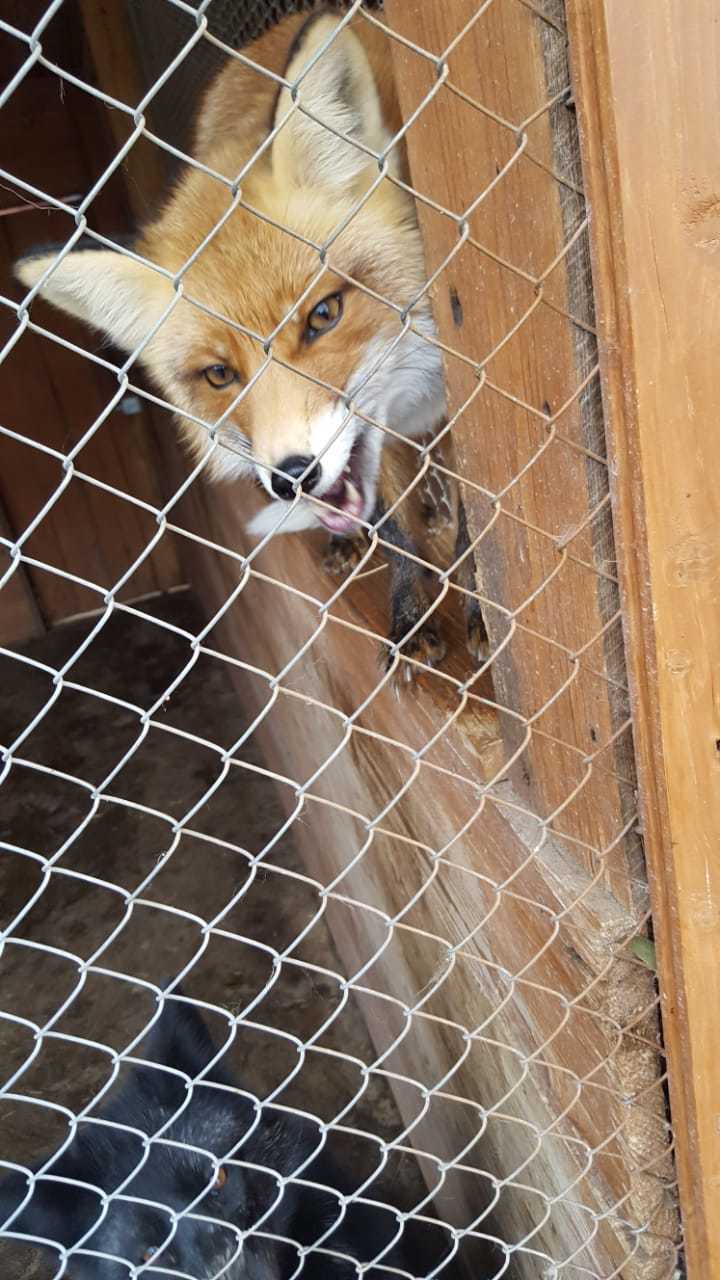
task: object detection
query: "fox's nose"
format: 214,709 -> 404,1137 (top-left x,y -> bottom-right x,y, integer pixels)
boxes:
271,454 -> 321,499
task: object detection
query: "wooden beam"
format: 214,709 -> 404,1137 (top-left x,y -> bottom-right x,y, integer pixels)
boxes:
566,0 -> 720,1273
380,0 -> 642,922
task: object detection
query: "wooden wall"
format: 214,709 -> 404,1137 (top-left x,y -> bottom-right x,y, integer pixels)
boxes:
567,0 -> 720,1272
1,0 -> 699,1275
159,468 -> 674,1278
0,0 -> 182,643
142,2 -> 678,1264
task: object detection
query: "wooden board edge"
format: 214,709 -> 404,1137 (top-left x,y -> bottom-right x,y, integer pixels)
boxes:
566,0 -> 706,1270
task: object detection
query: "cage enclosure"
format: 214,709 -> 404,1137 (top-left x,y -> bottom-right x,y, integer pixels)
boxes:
1,1 -> 718,1278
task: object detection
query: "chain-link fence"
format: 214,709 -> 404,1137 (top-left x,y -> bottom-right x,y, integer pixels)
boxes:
0,2 -> 682,1278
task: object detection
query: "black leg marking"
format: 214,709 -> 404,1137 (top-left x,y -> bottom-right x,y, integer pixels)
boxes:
374,503 -> 446,682
455,499 -> 489,663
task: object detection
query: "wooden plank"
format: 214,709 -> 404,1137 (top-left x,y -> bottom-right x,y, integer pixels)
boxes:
380,0 -> 641,915
372,9 -> 678,1265
0,9 -> 182,623
152,449 -> 672,1277
72,0 -> 678,1267
566,0 -> 720,1272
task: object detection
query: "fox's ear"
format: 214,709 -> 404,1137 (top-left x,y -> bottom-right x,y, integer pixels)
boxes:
271,16 -> 389,190
15,248 -> 174,354
142,993 -> 232,1084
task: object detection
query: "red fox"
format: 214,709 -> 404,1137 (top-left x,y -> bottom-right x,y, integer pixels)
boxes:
17,9 -> 486,678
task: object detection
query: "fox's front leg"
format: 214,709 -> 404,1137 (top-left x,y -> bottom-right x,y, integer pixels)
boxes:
375,506 -> 446,686
323,520 -> 442,686
455,498 -> 490,663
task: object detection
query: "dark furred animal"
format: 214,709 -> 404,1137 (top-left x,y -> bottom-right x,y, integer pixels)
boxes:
0,995 -> 460,1279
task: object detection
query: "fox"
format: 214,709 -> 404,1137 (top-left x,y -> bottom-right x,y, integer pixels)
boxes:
16,8 -> 487,677
0,992 -> 469,1279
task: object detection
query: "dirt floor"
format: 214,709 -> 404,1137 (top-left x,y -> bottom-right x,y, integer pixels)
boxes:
0,590 -> 427,1278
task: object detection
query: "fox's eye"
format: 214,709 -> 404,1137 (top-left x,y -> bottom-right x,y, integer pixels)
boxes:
305,292 -> 343,340
214,1165 -> 227,1189
203,363 -> 237,389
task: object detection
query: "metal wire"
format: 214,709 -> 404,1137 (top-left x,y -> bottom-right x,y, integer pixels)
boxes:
0,3 -> 681,1279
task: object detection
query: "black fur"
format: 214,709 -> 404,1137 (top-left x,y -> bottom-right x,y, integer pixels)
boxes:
0,995 -> 460,1279
269,10 -> 329,143
372,501 -> 444,672
284,10 -> 330,74
453,498 -> 488,657
371,495 -> 490,673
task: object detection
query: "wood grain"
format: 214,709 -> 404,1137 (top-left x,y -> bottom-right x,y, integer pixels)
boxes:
154,454 -> 670,1277
72,0 -> 679,1270
566,0 -> 720,1272
381,0 -> 642,916
0,1 -> 182,624
77,0 -> 168,219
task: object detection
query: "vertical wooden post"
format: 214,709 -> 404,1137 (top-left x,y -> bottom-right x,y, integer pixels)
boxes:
566,1 -> 720,1273
381,0 -> 642,915
77,0 -> 168,218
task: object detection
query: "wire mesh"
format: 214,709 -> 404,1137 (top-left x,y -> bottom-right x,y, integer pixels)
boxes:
0,2 -> 682,1279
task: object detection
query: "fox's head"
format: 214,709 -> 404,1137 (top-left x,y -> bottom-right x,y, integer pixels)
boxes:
16,15 -> 445,540
0,994 -> 317,1279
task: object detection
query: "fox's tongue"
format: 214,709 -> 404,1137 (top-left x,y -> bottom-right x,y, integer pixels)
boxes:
317,474 -> 363,534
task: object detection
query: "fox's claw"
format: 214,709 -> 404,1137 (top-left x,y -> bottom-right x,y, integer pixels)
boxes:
466,604 -> 490,665
384,623 -> 447,693
323,534 -> 367,578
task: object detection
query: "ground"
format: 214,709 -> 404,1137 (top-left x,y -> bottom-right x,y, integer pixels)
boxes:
0,591 -> 426,1278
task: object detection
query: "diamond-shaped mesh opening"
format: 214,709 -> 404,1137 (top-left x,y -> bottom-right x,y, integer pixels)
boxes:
0,2 -> 681,1279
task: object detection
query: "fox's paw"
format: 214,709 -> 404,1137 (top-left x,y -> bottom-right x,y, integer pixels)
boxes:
384,622 -> 447,692
323,534 -> 367,579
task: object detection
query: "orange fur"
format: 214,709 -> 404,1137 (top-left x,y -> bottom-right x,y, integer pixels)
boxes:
17,11 -> 440,496
132,11 -> 432,487
15,9 -> 486,679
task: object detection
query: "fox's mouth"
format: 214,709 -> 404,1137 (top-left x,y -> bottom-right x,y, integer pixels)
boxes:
314,433 -> 369,535
247,424 -> 381,543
